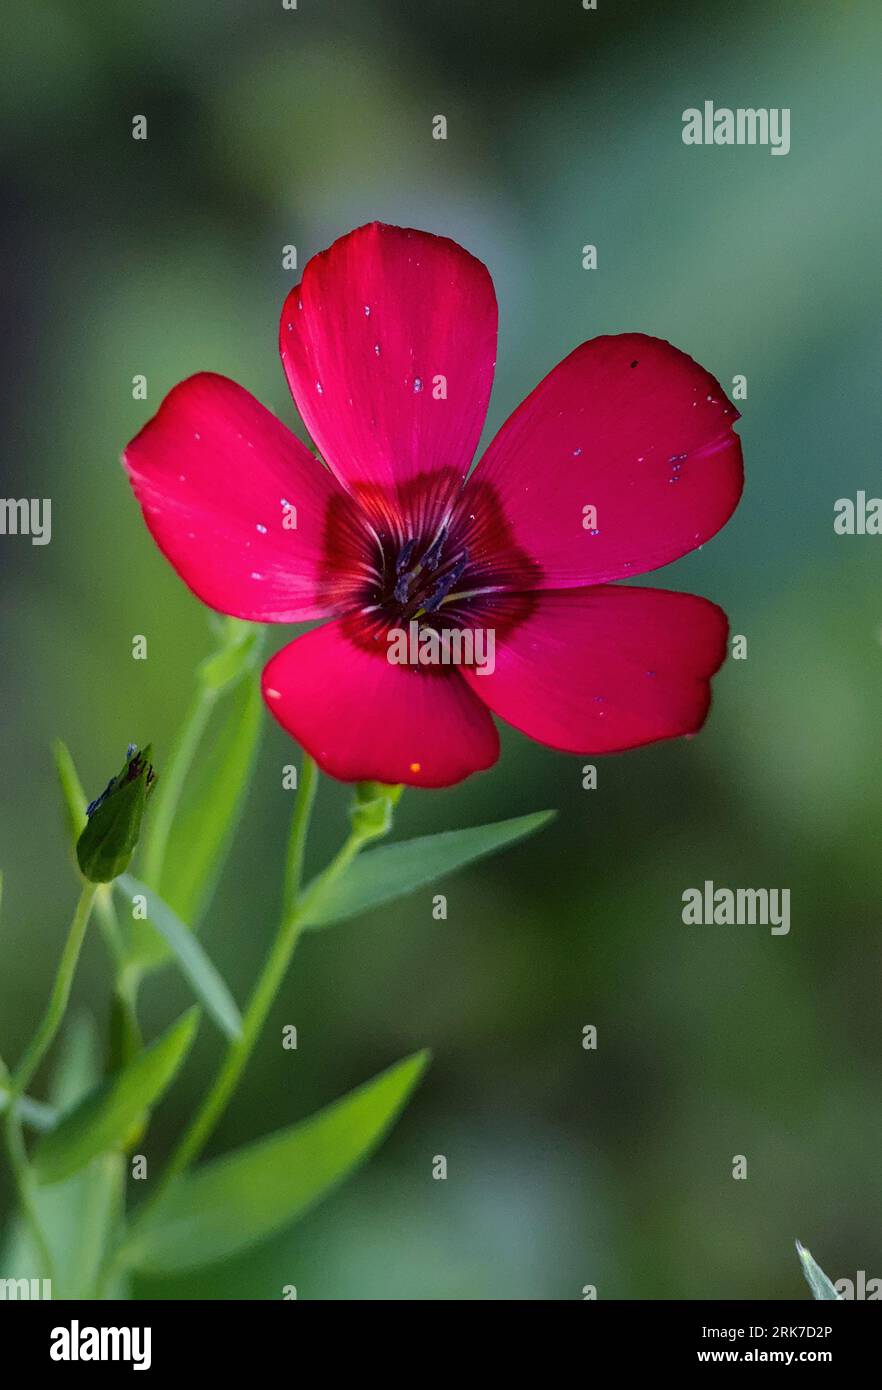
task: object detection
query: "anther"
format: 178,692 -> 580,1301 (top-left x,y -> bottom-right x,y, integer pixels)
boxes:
396,536 -> 416,573
421,523 -> 448,573
422,551 -> 469,612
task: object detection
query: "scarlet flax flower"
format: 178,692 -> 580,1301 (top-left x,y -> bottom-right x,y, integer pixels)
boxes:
124,222 -> 743,787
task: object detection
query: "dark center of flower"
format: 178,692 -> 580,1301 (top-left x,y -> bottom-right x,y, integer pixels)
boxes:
317,472 -> 542,657
383,524 -> 471,622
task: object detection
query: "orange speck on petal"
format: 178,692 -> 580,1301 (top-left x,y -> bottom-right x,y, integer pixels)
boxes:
409,761 -> 421,773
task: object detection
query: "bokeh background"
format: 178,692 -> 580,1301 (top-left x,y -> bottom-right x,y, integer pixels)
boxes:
2,0 -> 881,1299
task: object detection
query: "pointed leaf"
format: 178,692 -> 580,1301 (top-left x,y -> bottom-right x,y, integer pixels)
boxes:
127,1049 -> 429,1273
52,739 -> 88,843
117,875 -> 241,1040
301,811 -> 555,929
156,673 -> 263,933
796,1240 -> 841,1300
33,1009 -> 199,1185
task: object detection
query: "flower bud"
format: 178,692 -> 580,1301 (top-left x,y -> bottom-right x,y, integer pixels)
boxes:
76,744 -> 157,883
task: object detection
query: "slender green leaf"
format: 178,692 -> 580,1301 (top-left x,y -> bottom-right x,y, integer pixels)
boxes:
52,739 -> 88,843
301,811 -> 555,929
796,1240 -> 841,1299
156,673 -> 263,933
117,875 -> 241,1040
33,1009 -> 199,1185
127,1049 -> 429,1274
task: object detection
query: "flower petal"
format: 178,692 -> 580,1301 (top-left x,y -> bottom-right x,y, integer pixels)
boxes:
261,620 -> 500,787
460,586 -> 729,754
462,333 -> 743,587
124,373 -> 364,621
279,222 -> 497,513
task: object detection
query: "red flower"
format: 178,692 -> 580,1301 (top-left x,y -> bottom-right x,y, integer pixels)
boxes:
123,223 -> 743,788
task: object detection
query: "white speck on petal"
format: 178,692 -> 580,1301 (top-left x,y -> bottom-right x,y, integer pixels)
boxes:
265,687 -> 282,700
256,523 -> 268,534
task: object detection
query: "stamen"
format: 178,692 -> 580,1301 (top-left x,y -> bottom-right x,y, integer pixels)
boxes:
421,523 -> 448,572
396,536 -> 416,573
422,551 -> 469,612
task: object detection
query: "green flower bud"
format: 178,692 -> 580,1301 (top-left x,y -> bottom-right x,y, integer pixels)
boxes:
76,744 -> 157,883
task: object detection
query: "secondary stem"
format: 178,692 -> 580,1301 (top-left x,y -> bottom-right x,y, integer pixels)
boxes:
10,881 -> 98,1097
4,1109 -> 56,1284
141,683 -> 216,889
4,878 -> 98,1284
283,754 -> 318,914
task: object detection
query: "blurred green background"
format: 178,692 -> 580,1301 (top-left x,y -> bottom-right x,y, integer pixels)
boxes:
2,0 -> 881,1299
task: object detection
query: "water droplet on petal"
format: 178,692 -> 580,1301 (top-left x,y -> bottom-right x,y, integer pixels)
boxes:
413,377 -> 423,393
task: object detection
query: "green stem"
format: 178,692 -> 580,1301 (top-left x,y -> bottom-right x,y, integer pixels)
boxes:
10,881 -> 98,1097
141,683 -> 216,888
4,1109 -> 55,1284
94,884 -> 124,969
0,1087 -> 57,1132
4,879 -> 98,1285
94,886 -> 143,1070
283,755 -> 318,914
